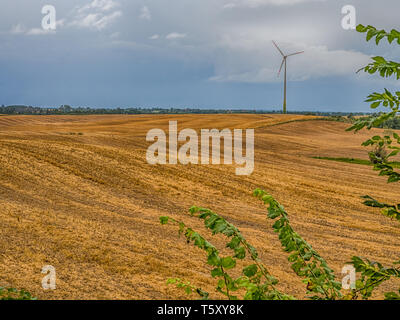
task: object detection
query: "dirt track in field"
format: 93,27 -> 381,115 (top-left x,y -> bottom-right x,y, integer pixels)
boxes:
0,114 -> 399,300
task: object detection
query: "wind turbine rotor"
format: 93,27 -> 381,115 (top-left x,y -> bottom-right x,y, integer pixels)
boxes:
272,40 -> 285,57
277,58 -> 285,77
287,51 -> 305,57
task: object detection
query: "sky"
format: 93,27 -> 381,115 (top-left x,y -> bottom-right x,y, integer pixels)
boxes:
0,0 -> 399,112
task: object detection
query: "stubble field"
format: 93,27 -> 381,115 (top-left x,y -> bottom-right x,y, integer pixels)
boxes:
0,114 -> 399,299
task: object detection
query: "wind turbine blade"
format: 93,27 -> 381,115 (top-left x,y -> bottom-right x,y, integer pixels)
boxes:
287,51 -> 304,57
277,59 -> 285,77
272,40 -> 285,57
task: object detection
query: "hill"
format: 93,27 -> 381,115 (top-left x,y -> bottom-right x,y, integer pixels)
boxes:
0,114 -> 399,299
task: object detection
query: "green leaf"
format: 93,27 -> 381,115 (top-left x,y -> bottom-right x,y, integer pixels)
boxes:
371,101 -> 381,109
227,236 -> 241,249
356,24 -> 366,33
221,257 -> 236,270
234,246 -> 246,259
211,268 -> 224,278
207,253 -> 221,266
243,264 -> 258,277
159,216 -> 169,225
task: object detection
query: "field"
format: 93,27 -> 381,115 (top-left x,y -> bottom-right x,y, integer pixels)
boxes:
0,114 -> 399,300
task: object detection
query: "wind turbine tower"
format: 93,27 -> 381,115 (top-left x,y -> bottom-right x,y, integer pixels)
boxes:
272,41 -> 304,114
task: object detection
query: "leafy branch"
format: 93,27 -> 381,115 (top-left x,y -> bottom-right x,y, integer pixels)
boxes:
357,57 -> 400,80
360,133 -> 400,183
160,216 -> 236,299
347,23 -> 400,301
350,257 -> 400,300
189,206 -> 292,300
166,278 -> 209,300
346,90 -> 400,132
0,287 -> 36,300
365,89 -> 400,111
253,189 -> 342,300
357,24 -> 400,45
356,25 -> 400,81
160,211 -> 293,300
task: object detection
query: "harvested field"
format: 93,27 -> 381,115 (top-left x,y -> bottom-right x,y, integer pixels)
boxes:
0,114 -> 399,299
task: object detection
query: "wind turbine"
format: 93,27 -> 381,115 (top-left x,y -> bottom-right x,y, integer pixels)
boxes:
272,41 -> 304,114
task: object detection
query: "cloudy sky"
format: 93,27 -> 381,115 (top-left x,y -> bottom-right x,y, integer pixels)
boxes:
0,0 -> 399,111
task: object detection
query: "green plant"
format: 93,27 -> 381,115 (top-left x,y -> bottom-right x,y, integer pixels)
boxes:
160,187 -> 400,300
368,143 -> 389,164
160,190 -> 344,300
166,278 -> 209,300
0,287 -> 36,300
344,24 -> 400,300
160,211 -> 293,300
160,24 -> 400,300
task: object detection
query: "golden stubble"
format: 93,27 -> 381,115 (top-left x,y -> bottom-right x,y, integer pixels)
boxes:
0,114 -> 399,300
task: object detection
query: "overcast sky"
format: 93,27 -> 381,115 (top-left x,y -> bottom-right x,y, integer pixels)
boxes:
0,0 -> 399,111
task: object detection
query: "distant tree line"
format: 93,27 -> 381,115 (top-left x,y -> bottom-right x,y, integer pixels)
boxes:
378,117 -> 400,129
0,104 -> 369,117
354,113 -> 400,129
